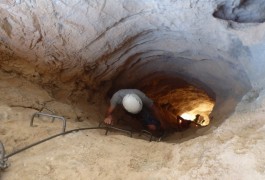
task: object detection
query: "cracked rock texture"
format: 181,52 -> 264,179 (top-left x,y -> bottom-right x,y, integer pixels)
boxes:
1,0 -> 265,179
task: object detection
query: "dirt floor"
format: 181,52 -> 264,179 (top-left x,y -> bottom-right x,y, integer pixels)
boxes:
0,72 -> 176,180
0,104 -> 177,180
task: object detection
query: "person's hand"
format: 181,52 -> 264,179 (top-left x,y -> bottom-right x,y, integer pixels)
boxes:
104,115 -> 113,125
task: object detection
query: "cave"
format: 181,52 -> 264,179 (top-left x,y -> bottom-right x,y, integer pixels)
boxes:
1,0 -> 265,179
104,49 -> 250,137
108,71 -> 215,134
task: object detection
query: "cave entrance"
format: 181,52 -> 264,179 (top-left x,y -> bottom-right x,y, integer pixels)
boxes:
108,72 -> 215,135
134,73 -> 215,131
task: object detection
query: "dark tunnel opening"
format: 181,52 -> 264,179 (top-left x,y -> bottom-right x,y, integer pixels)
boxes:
106,71 -> 216,137
98,41 -> 251,140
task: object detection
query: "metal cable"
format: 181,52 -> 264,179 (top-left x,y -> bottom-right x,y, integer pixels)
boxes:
4,125 -> 160,161
5,127 -> 106,159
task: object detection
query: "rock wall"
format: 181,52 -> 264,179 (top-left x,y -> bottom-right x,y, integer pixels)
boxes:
1,0 -> 265,179
1,0 -> 263,124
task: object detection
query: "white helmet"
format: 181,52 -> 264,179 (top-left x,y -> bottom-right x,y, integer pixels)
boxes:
122,94 -> 143,114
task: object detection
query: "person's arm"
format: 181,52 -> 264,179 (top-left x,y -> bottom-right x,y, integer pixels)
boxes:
104,106 -> 115,124
104,91 -> 121,125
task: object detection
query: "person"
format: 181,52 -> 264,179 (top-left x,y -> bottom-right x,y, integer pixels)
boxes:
169,114 -> 205,131
193,114 -> 205,125
104,89 -> 164,132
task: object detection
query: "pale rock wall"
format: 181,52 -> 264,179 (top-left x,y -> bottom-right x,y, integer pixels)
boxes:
1,0 -> 264,123
1,0 -> 265,179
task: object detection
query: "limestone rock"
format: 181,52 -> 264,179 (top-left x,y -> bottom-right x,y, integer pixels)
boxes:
1,0 -> 265,179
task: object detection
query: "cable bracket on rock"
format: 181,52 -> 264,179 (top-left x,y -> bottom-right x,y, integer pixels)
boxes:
98,121 -> 133,137
0,141 -> 8,170
30,112 -> 66,133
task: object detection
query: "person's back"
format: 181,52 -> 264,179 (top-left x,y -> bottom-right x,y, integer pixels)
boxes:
104,89 -> 164,132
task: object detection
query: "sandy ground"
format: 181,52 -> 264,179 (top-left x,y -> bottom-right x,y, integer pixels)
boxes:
1,74 -> 265,180
1,108 -> 265,180
1,113 -> 174,180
